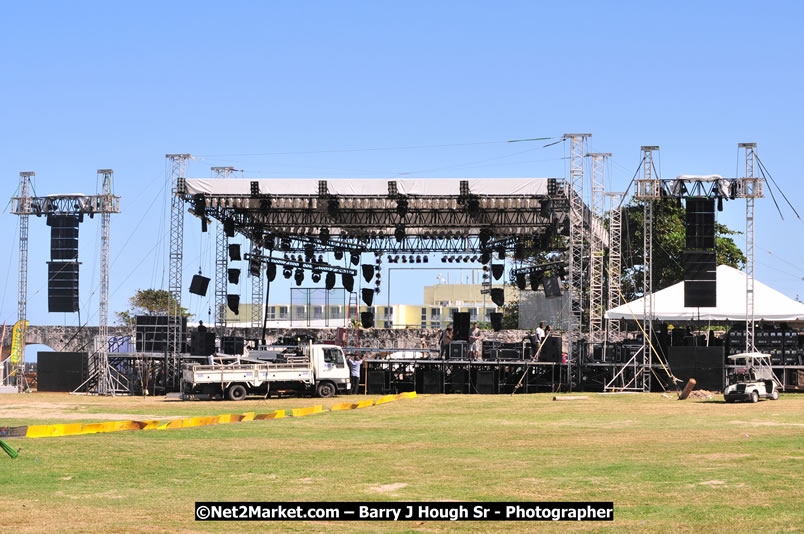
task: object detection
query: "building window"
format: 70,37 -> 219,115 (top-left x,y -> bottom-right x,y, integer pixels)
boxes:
267,307 -> 276,320
330,306 -> 341,319
278,306 -> 288,320
295,306 -> 306,319
313,306 -> 323,319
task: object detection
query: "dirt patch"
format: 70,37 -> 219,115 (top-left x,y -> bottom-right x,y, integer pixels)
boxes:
367,482 -> 408,494
729,420 -> 804,427
688,390 -> 719,399
691,453 -> 751,460
699,480 -> 726,486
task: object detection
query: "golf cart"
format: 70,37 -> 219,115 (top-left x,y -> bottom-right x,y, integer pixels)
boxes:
724,352 -> 782,403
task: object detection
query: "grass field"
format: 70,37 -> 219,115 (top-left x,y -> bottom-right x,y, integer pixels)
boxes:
1,391 -> 802,533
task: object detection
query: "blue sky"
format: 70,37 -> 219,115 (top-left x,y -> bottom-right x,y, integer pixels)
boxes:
2,1 -> 803,334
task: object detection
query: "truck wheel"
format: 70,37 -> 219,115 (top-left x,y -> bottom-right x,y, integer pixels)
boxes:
227,384 -> 247,401
316,382 -> 336,398
770,390 -> 779,401
750,391 -> 759,403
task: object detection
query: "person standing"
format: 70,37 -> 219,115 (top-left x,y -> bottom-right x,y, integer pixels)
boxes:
347,353 -> 364,394
535,322 -> 546,344
440,325 -> 453,359
469,322 -> 482,360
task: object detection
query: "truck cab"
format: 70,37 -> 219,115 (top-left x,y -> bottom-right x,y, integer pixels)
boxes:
305,343 -> 351,397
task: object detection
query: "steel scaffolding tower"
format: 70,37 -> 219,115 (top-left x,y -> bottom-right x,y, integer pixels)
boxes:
605,192 -> 624,341
587,153 -> 610,345
634,146 -> 660,392
15,172 -> 33,389
212,166 -> 235,333
563,133 -> 591,384
251,243 -> 264,328
95,169 -> 114,394
166,154 -> 190,388
740,142 -> 758,352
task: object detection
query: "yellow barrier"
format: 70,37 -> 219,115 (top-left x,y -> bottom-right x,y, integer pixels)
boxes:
18,393 -> 416,439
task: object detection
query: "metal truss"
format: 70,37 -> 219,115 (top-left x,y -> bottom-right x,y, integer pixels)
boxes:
605,192 -> 624,341
250,243 -> 264,328
95,170 -> 114,394
244,253 -> 357,276
166,154 -> 190,388
212,167 -> 235,333
739,143 -> 758,352
633,146 -> 660,392
587,153 -> 610,345
563,133 -> 591,385
11,193 -> 120,216
14,172 -> 32,390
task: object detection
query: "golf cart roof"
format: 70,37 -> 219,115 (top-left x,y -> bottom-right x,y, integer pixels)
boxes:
727,352 -> 772,360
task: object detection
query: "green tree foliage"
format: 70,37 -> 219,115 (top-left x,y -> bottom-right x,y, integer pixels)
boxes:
619,199 -> 746,301
115,289 -> 192,326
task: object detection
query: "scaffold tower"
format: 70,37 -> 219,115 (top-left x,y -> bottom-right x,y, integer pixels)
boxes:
212,166 -> 235,334
739,142 -> 758,352
166,154 -> 190,388
605,192 -> 624,341
587,153 -> 610,345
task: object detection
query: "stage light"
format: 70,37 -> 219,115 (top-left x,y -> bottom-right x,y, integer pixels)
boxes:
334,247 -> 344,260
463,256 -> 470,263
342,273 -> 354,292
281,237 -> 291,251
294,269 -> 304,286
396,198 -> 408,217
441,256 -> 447,263
260,198 -> 272,213
530,272 -> 543,292
447,256 -> 454,263
304,244 -> 315,262
415,255 -> 421,263
496,244 -> 506,260
350,252 -> 360,266
325,272 -> 336,290
423,256 -> 428,263
394,226 -> 406,243
401,256 -> 407,263
319,227 -> 330,243
265,235 -> 275,250
515,243 -> 525,260
312,270 -> 322,283
479,228 -> 491,245
409,255 -> 415,263
328,198 -> 339,217
282,267 -> 292,279
317,255 -> 324,264
491,264 -> 504,280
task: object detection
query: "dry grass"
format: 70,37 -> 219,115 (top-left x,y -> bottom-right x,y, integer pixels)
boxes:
0,392 -> 802,533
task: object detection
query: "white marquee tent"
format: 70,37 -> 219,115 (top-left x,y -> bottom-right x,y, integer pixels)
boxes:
606,265 -> 804,323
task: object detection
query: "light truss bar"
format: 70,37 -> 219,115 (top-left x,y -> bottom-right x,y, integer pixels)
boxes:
166,153 -> 190,388
212,167 -> 235,333
563,133 -> 591,386
740,142 -> 757,352
11,194 -> 120,215
587,153 -> 610,345
606,192 -> 624,341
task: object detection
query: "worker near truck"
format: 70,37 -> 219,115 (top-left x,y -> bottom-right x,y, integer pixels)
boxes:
347,353 -> 365,394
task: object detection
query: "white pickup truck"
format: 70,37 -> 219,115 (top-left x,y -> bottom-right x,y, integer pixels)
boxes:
181,343 -> 351,400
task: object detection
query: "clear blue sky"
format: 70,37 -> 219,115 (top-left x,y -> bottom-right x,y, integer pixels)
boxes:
2,1 -> 803,334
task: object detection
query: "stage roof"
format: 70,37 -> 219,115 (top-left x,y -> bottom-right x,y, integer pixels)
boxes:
184,178 -> 550,197
605,265 -> 804,323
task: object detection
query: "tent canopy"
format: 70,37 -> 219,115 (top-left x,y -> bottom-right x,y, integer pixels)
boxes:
606,265 -> 804,323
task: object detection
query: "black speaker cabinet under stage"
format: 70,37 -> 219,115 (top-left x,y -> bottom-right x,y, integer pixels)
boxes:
475,370 -> 496,394
47,261 -> 80,313
419,370 -> 442,394
367,370 -> 386,394
452,312 -> 470,341
490,312 -> 503,332
190,331 -> 216,356
543,275 -> 562,297
360,311 -> 374,329
189,274 -> 210,296
538,337 -> 562,362
221,336 -> 245,355
37,352 -> 87,392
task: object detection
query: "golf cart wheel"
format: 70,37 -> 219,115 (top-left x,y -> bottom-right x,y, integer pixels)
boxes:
750,391 -> 759,403
227,384 -> 247,401
316,381 -> 336,398
770,390 -> 779,401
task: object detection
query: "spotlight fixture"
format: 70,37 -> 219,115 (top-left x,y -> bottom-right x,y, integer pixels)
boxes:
311,270 -> 322,283
327,198 -> 340,218
495,244 -> 506,260
415,255 -> 421,264
304,244 -> 315,262
423,256 -> 428,263
350,252 -> 360,266
265,235 -> 275,250
529,272 -> 543,292
282,267 -> 292,279
317,255 -> 324,264
396,197 -> 408,217
281,237 -> 292,251
409,255 -> 415,263
334,247 -> 344,260
480,250 -> 491,264
514,243 -> 525,260
294,268 -> 304,286
441,256 -> 447,263
325,272 -> 336,290
394,225 -> 405,243
319,227 -> 330,243
401,256 -> 408,263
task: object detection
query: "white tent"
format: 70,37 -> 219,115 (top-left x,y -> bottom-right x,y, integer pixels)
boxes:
606,265 -> 804,322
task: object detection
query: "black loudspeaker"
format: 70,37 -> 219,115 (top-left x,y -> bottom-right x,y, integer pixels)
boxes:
491,264 -> 504,280
543,275 -> 562,297
48,215 -> 80,260
249,258 -> 261,277
367,371 -> 386,394
450,368 -> 469,393
266,263 -> 277,282
685,198 -> 715,249
684,281 -> 716,308
227,294 -> 240,315
228,268 -> 240,284
683,251 -> 716,280
539,337 -> 561,362
361,288 -> 374,307
360,311 -> 374,328
449,341 -> 468,360
135,315 -> 187,352
228,244 -> 241,261
490,312 -> 503,332
476,370 -> 496,394
362,264 -> 375,282
342,274 -> 354,293
37,352 -> 87,392
422,371 -> 442,394
221,336 -> 245,355
453,312 -> 470,341
191,332 -> 216,356
490,288 -> 505,307
48,261 -> 80,313
189,274 -> 210,296
224,219 -> 235,238
325,271 -> 336,290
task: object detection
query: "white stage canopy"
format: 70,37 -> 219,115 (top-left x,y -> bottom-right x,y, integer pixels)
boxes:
606,265 -> 804,322
184,178 -> 549,197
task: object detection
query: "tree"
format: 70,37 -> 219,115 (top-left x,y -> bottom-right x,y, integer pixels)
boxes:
619,199 -> 746,302
115,289 -> 192,326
